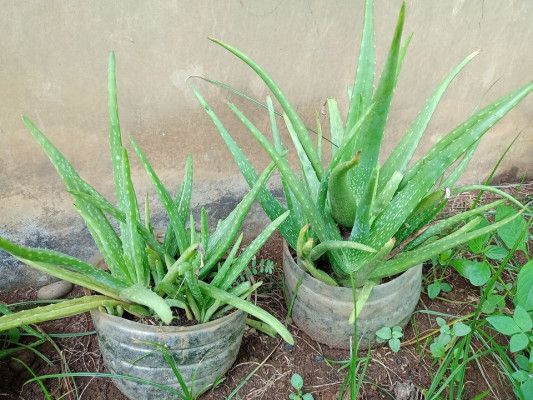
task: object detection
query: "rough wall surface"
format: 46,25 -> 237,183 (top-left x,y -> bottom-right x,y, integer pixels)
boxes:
1,1 -> 532,290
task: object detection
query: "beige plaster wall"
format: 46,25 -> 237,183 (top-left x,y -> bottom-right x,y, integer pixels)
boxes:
1,1 -> 532,289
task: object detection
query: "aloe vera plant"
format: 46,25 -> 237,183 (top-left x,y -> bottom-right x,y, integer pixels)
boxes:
195,0 -> 532,289
0,53 -> 293,345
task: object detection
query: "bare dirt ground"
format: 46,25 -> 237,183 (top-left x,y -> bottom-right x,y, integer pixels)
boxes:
1,182 -> 531,400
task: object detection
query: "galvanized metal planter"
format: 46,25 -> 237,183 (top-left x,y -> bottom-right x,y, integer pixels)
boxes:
283,240 -> 422,349
91,308 -> 246,399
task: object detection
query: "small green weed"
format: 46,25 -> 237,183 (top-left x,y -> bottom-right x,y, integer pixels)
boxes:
289,373 -> 313,400
375,325 -> 403,353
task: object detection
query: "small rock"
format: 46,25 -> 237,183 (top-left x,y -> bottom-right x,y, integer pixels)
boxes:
315,355 -> 324,361
284,343 -> 293,351
37,280 -> 73,300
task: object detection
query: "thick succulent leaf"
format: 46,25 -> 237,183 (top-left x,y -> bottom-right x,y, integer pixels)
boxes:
208,37 -> 323,181
379,50 -> 480,191
73,203 -> 133,283
120,148 -> 148,285
346,0 -> 375,133
198,281 -> 294,345
328,98 -> 344,159
405,199 -> 504,251
193,89 -> 299,249
209,233 -> 243,288
371,210 -> 523,279
108,53 -> 135,261
352,238 -> 395,284
130,137 -> 190,255
400,81 -> 533,188
350,3 -> 405,205
351,164 -> 379,242
200,160 -> 278,277
364,81 -> 533,258
68,190 -> 169,263
283,114 -> 320,202
164,154 -> 194,256
0,236 -> 127,292
21,117 -> 129,281
0,296 -> 125,332
121,283 -> 172,324
216,211 -> 289,291
309,240 -> 376,261
439,138 -> 480,189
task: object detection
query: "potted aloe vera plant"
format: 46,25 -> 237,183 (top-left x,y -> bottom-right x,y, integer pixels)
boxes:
194,0 -> 532,349
0,53 -> 293,399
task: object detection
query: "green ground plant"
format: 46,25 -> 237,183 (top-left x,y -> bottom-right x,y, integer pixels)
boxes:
289,373 -> 314,400
0,53 -> 292,345
375,325 -> 403,353
422,200 -> 532,400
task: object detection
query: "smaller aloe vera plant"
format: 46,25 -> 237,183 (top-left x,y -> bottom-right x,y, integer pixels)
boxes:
194,0 -> 532,294
0,53 -> 293,345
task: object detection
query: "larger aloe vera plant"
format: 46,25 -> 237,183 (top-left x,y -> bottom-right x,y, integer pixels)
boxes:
195,0 -> 532,290
0,53 -> 293,345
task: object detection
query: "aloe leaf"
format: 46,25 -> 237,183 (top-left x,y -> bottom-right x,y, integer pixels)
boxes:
352,238 -> 395,285
439,138 -> 480,189
372,170 -> 403,218
406,199 -> 505,251
217,211 -> 289,291
0,296 -> 125,332
121,283 -> 172,324
268,96 -> 304,243
68,190 -> 169,263
72,204 -> 133,284
200,207 -> 209,251
309,240 -> 376,262
21,117 -> 129,282
108,53 -> 136,266
317,102 -> 377,214
193,89 -> 299,249
401,81 -> 533,188
120,148 -> 148,285
184,269 -> 205,310
380,50 -> 480,192
350,3 -> 405,203
0,236 -> 126,291
162,154 -> 193,257
328,153 -> 361,227
157,243 -> 199,291
328,98 -> 344,158
348,280 -> 378,323
209,233 -> 243,288
365,81 -> 533,258
351,163 -> 379,242
396,33 -> 413,78
198,281 -> 294,345
200,160 -> 278,277
226,103 -> 344,255
346,0 -> 375,133
130,137 -> 190,256
394,192 -> 447,247
208,37 -> 323,181
372,210 -> 524,279
283,113 -> 320,201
